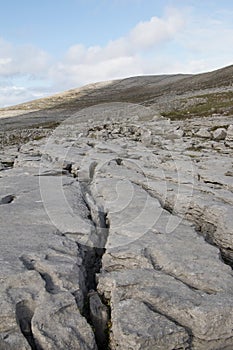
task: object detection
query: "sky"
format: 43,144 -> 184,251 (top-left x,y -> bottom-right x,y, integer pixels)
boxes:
0,0 -> 233,107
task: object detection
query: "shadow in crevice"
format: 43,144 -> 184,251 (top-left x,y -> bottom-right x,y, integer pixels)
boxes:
15,300 -> 41,350
0,194 -> 15,205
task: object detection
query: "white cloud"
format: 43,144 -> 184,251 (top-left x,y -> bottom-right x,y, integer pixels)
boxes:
0,37 -> 51,77
0,85 -> 52,107
0,6 -> 233,107
129,8 -> 185,50
0,38 -> 52,106
178,24 -> 233,56
64,8 -> 185,64
0,85 -> 33,107
49,55 -> 144,89
49,8 -> 185,89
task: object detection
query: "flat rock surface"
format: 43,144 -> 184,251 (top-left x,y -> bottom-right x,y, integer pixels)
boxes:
0,102 -> 233,349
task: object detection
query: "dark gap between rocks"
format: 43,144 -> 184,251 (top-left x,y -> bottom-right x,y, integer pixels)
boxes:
0,194 -> 15,204
16,300 -> 41,350
36,165 -> 112,348
220,248 -> 233,269
1,160 -> 15,169
76,187 -> 111,350
77,244 -> 110,350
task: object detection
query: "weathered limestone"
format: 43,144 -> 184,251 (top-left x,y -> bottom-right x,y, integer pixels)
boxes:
108,299 -> 190,350
98,269 -> 233,350
32,292 -> 97,350
0,105 -> 233,349
0,167 -> 98,348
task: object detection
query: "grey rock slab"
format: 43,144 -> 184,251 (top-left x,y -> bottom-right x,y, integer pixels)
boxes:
90,144 -> 233,346
32,292 -> 97,350
109,299 -> 190,350
92,177 -> 162,248
0,165 -> 99,348
0,333 -> 31,350
0,170 -> 56,275
101,221 -> 233,290
0,170 -> 91,271
98,269 -> 233,350
142,228 -> 233,294
0,270 -> 45,348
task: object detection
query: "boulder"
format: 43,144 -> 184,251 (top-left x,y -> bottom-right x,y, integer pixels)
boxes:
195,128 -> 211,138
212,127 -> 227,141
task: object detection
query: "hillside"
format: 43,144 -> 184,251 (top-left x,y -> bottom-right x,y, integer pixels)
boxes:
0,64 -> 233,129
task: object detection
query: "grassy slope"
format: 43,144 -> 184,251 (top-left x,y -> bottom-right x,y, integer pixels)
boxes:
0,64 -> 233,122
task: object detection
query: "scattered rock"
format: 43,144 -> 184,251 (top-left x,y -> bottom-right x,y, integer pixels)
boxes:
195,128 -> 211,138
212,127 -> 227,141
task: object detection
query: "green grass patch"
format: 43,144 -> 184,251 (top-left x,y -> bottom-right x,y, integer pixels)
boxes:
162,91 -> 233,120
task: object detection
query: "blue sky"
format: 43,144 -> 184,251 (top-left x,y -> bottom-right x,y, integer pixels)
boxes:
0,0 -> 233,107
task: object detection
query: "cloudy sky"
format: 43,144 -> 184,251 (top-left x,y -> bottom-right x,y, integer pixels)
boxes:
0,0 -> 233,107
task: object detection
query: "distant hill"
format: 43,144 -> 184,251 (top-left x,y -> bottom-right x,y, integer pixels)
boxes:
0,64 -> 233,131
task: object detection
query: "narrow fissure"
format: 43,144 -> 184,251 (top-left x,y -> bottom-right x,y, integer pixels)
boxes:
220,248 -> 233,269
77,186 -> 111,350
16,300 -> 42,350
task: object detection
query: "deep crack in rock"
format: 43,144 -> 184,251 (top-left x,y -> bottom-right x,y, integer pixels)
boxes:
77,187 -> 111,349
16,300 -> 40,350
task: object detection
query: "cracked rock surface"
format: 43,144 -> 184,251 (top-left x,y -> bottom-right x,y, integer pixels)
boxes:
0,103 -> 233,349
